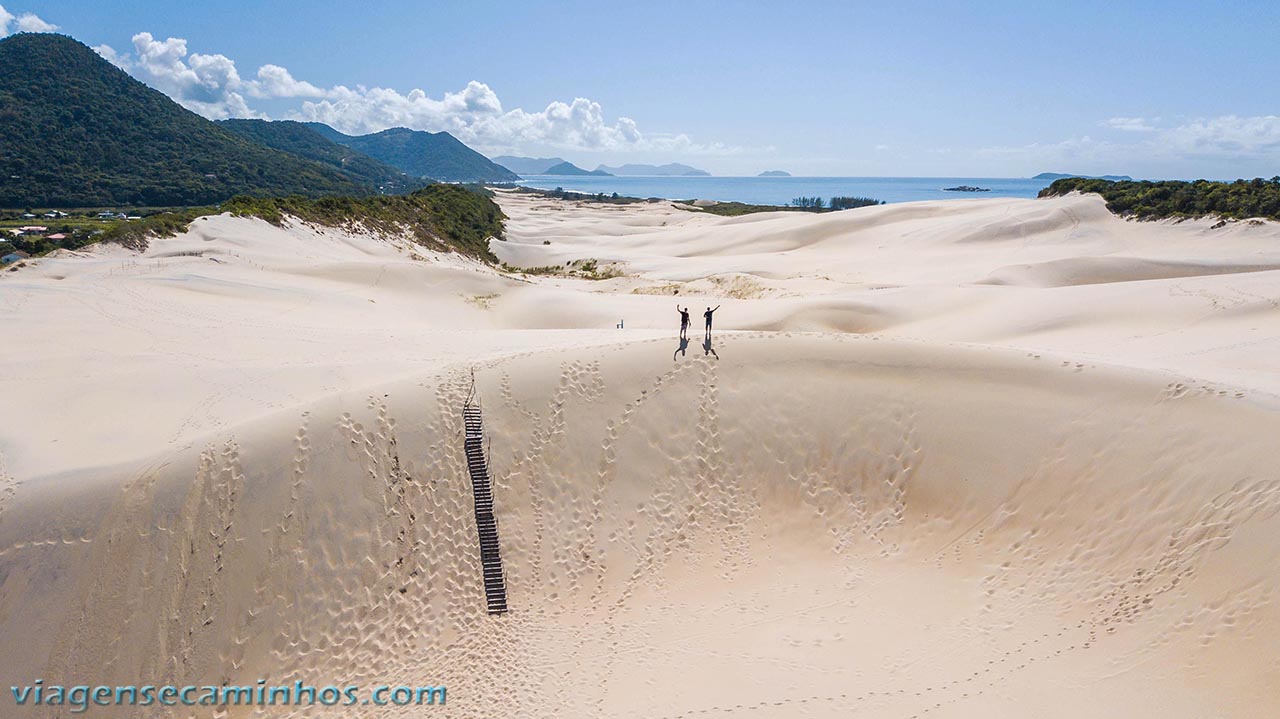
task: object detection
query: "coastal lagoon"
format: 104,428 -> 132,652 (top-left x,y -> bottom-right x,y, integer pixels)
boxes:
516,175 -> 1053,205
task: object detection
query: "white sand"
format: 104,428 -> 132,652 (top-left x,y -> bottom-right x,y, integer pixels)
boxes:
1,190 -> 1279,717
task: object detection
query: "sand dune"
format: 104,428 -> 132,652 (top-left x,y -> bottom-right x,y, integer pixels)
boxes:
979,256 -> 1280,287
1,191 -> 1279,717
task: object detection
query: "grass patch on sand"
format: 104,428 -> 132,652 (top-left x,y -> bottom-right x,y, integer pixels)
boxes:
501,258 -> 625,280
464,293 -> 500,309
710,273 -> 766,299
631,282 -> 685,296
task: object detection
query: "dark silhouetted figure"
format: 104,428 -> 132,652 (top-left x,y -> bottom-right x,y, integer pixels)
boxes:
702,336 -> 719,359
704,305 -> 720,340
674,335 -> 689,361
677,305 -> 690,340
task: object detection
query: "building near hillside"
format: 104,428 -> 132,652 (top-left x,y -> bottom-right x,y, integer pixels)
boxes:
2,250 -> 31,264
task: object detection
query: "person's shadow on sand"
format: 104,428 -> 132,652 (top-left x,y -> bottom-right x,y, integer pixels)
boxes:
702,336 -> 719,359
673,336 -> 689,360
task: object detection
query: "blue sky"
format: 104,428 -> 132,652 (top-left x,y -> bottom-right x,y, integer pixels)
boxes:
4,0 -> 1280,178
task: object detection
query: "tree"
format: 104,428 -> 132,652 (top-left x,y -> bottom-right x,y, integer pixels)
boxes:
829,196 -> 884,210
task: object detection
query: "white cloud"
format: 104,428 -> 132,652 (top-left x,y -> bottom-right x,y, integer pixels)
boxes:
247,64 -> 327,99
1159,115 -> 1280,157
15,11 -> 55,32
285,76 -> 741,156
975,115 -> 1280,178
89,30 -> 735,157
0,4 -> 57,35
95,32 -> 259,119
292,82 -> 700,155
1103,116 -> 1157,132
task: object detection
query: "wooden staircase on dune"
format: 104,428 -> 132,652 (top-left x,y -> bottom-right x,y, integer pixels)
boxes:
463,401 -> 509,615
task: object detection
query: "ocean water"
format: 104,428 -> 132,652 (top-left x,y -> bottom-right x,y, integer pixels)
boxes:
515,175 -> 1053,205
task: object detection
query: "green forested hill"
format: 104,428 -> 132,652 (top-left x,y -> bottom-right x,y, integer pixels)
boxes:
218,119 -> 428,194
0,33 -> 367,207
305,123 -> 519,183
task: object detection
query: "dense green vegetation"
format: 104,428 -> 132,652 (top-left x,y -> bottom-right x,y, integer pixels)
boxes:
1041,177 -> 1280,222
97,209 -> 210,251
220,184 -> 506,261
71,184 -> 505,258
783,194 -> 885,208
790,196 -> 826,208
4,184 -> 505,260
829,196 -> 884,210
218,119 -> 429,194
0,34 -> 369,208
305,123 -> 519,183
789,196 -> 884,210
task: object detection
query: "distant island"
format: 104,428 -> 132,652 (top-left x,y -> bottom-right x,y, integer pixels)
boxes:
1034,172 -> 1134,182
491,156 -> 568,175
491,156 -> 611,176
943,185 -> 990,192
758,170 -> 791,177
596,163 -> 710,176
541,161 -> 612,176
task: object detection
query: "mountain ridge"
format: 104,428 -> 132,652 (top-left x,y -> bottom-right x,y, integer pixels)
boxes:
1033,172 -> 1134,182
490,156 -> 565,175
595,162 -> 710,176
542,161 -> 611,176
218,119 -> 427,194
305,124 -> 517,183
